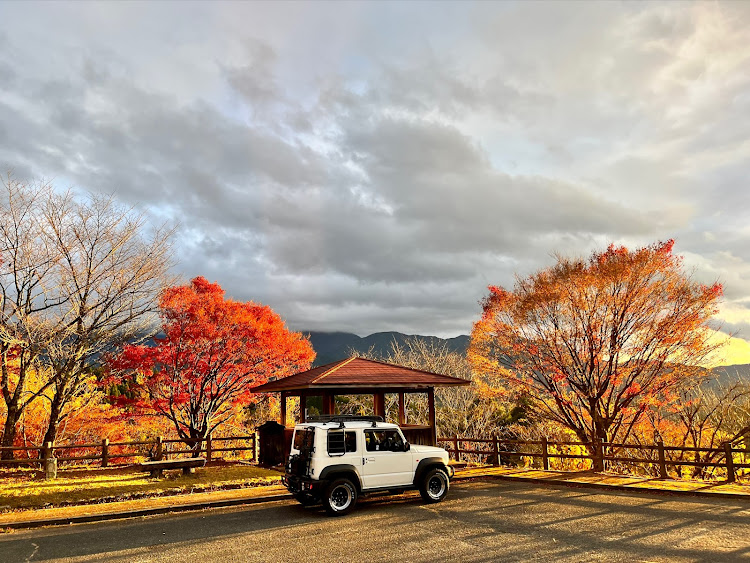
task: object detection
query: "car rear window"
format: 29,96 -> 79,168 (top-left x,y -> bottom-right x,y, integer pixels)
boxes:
293,427 -> 315,452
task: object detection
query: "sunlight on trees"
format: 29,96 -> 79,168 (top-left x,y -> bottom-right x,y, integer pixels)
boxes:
469,240 -> 726,470
107,277 -> 315,452
358,338 -> 525,439
0,175 -> 175,458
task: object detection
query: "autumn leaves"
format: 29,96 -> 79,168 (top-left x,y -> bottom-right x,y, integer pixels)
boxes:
469,240 -> 725,465
0,177 -> 729,460
108,277 -> 314,447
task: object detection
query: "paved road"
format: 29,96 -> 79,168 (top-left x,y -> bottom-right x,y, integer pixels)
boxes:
3,480 -> 750,562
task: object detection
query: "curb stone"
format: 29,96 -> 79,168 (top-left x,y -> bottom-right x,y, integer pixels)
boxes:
0,493 -> 291,530
460,472 -> 750,502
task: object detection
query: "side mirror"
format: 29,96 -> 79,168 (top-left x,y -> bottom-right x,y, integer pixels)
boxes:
404,442 -> 410,452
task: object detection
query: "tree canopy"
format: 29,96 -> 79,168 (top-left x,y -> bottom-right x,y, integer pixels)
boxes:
109,277 -> 315,446
0,176 -> 174,456
469,240 -> 724,464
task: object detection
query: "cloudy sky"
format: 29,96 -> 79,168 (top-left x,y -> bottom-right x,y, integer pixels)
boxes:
1,1 -> 750,358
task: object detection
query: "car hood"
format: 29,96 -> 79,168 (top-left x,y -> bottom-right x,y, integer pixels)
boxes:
409,445 -> 448,456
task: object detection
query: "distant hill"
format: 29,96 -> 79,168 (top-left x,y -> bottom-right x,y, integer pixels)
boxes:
304,331 -> 470,366
304,332 -> 750,383
709,364 -> 750,389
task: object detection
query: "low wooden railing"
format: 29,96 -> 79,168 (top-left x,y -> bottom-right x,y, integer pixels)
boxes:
438,435 -> 750,483
0,434 -> 256,469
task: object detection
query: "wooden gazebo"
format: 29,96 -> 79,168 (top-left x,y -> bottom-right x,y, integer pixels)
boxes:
250,357 -> 470,446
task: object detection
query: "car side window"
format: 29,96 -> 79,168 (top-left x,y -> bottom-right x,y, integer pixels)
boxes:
344,431 -> 357,453
365,430 -> 377,451
328,430 -> 357,455
365,430 -> 404,452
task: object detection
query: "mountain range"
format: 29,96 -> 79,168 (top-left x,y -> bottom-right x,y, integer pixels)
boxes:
304,332 -> 750,385
709,364 -> 750,389
304,331 -> 470,366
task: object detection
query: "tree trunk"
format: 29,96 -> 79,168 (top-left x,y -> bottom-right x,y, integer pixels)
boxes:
591,441 -> 604,472
590,422 -> 608,472
1,406 -> 21,460
41,393 -> 64,449
187,427 -> 206,458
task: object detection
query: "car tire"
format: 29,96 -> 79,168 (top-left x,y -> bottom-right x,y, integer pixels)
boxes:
419,467 -> 450,503
323,478 -> 358,516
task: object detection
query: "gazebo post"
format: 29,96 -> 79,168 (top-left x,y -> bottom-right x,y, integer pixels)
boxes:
398,392 -> 405,425
374,392 -> 385,419
299,393 -> 307,423
428,388 -> 436,446
280,391 -> 287,427
322,392 -> 334,415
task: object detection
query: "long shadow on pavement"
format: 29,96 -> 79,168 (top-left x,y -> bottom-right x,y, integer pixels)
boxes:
4,481 -> 750,562
0,495 -> 429,562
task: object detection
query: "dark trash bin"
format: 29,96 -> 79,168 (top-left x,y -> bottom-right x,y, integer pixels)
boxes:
257,420 -> 287,467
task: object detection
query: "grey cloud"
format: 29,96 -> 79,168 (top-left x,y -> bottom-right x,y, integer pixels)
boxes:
1,2 -> 750,340
224,40 -> 281,108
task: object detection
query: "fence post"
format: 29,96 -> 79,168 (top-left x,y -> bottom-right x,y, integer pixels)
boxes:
724,442 -> 736,483
43,441 -> 57,479
491,435 -> 499,466
101,438 -> 110,468
453,434 -> 460,462
657,440 -> 667,479
593,440 -> 604,472
253,432 -> 258,463
206,434 -> 212,462
542,436 -> 549,471
155,436 -> 163,461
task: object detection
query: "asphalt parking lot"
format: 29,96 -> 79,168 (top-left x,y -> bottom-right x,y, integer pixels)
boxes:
3,480 -> 750,562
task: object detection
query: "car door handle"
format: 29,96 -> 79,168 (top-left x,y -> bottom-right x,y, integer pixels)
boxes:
364,457 -> 375,463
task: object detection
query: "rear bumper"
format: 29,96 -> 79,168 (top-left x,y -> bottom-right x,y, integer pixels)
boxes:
283,474 -> 326,498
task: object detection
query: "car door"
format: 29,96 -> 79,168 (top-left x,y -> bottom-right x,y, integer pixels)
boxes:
360,429 -> 412,488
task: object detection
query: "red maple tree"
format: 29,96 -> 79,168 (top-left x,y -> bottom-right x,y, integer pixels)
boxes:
469,240 -> 724,469
108,277 -> 314,449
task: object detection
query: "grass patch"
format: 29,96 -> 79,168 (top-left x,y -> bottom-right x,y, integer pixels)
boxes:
0,464 -> 281,512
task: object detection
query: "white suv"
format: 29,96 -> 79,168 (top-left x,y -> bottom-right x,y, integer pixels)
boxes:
283,415 -> 454,515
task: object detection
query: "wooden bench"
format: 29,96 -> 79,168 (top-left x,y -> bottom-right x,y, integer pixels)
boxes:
138,457 -> 206,478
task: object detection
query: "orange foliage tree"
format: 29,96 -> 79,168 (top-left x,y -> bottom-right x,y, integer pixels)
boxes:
108,277 -> 315,450
469,240 -> 724,469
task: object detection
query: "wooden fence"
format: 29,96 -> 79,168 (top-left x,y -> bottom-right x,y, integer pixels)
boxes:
5,431 -> 747,482
0,434 -> 256,469
438,435 -> 750,483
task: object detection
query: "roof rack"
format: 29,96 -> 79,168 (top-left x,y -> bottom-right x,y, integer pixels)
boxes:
306,415 -> 384,427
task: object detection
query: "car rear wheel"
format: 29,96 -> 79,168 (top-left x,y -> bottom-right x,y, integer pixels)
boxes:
324,478 -> 358,516
419,467 -> 449,503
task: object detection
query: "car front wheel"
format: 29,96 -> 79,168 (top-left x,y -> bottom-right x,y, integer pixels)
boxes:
324,478 -> 358,516
419,467 -> 449,503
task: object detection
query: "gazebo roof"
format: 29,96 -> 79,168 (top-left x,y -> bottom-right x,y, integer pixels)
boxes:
250,357 -> 471,393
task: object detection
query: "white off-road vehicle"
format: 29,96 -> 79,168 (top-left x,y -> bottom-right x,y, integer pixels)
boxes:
282,415 -> 454,516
